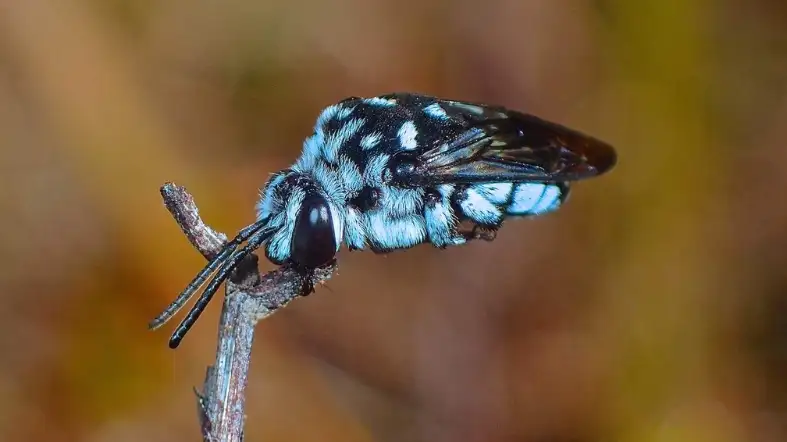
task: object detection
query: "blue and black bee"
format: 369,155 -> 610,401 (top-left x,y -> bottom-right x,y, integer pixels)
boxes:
151,93 -> 617,348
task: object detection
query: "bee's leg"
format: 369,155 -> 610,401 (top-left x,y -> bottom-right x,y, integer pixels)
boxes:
474,225 -> 498,242
458,224 -> 498,242
293,258 -> 337,296
298,269 -> 316,297
459,225 -> 497,241
285,261 -> 315,297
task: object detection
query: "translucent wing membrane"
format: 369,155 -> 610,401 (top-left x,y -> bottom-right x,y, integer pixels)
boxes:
385,95 -> 617,186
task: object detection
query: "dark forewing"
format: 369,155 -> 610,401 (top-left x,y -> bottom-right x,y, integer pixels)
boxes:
381,93 -> 617,186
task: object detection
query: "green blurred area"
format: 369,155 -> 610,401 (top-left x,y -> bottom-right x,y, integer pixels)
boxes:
0,0 -> 785,441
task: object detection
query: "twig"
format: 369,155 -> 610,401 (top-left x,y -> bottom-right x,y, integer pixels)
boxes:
159,182 -> 337,442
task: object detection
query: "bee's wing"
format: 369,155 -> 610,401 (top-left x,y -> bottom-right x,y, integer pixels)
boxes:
391,96 -> 617,185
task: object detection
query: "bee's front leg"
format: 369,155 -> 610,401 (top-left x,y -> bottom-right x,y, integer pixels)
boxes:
297,269 -> 316,297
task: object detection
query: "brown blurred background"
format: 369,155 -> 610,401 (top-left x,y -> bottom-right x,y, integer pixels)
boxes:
1,0 -> 786,441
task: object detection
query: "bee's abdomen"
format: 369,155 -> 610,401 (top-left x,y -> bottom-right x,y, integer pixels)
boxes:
450,182 -> 570,226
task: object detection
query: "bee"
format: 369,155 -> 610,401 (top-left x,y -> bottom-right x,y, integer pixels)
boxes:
150,93 -> 617,348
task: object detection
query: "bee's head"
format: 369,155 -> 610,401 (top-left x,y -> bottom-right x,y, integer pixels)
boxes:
257,170 -> 343,269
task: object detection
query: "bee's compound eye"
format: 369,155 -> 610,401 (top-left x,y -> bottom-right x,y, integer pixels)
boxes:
291,192 -> 337,269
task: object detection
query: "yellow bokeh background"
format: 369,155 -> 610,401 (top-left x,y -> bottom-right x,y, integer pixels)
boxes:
1,1 -> 785,441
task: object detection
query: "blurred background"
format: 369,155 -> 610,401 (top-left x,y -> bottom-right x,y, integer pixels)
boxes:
1,0 -> 786,441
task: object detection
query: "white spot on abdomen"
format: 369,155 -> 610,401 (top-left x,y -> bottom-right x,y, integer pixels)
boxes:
506,183 -> 563,216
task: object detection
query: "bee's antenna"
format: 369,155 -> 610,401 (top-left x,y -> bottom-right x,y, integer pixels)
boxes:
148,221 -> 268,331
167,225 -> 274,348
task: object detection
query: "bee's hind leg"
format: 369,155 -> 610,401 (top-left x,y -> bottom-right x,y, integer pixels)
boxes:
455,220 -> 499,243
